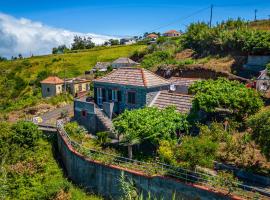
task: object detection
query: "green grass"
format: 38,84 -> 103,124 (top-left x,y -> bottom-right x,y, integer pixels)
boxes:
0,45 -> 146,80
0,45 -> 146,113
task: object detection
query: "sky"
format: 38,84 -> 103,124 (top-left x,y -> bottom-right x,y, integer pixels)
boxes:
0,0 -> 269,57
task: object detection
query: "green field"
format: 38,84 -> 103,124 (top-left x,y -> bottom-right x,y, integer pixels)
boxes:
0,45 -> 146,114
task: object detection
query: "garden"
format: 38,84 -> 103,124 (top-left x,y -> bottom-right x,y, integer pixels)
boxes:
62,78 -> 270,199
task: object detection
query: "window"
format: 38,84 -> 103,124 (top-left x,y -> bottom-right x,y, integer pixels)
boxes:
78,84 -> 82,92
127,91 -> 136,104
47,88 -> 50,92
112,90 -> 118,101
81,110 -> 87,117
97,88 -> 103,105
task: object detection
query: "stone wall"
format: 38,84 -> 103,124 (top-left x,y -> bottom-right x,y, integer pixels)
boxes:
57,131 -> 235,200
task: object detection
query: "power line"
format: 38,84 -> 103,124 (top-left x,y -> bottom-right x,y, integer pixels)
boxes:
146,6 -> 210,33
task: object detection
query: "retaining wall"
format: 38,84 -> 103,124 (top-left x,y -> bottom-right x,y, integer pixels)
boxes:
57,131 -> 237,200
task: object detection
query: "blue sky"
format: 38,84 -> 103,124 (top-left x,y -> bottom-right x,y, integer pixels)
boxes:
1,0 -> 270,36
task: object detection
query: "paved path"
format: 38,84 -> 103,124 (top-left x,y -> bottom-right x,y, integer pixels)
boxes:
39,104 -> 73,126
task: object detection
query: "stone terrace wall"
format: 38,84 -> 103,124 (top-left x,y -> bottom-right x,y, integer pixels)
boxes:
57,132 -> 236,200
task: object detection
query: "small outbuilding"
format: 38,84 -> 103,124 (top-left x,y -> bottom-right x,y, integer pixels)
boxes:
40,76 -> 64,98
111,57 -> 139,68
66,78 -> 91,98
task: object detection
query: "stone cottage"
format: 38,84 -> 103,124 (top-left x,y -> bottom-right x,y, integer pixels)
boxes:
40,76 -> 64,98
74,68 -> 193,134
65,78 -> 91,97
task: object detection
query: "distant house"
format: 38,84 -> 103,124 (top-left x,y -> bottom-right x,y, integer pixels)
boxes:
66,78 -> 91,97
40,76 -> 64,98
111,57 -> 139,68
120,38 -> 136,45
91,62 -> 111,73
146,33 -> 159,40
163,30 -> 181,37
74,68 -> 193,134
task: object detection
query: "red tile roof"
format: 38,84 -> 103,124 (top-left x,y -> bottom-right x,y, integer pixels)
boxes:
152,91 -> 193,113
93,68 -> 170,88
40,76 -> 64,84
164,30 -> 181,34
147,34 -> 159,38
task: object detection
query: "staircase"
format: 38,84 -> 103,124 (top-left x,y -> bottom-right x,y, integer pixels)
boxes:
94,104 -> 113,132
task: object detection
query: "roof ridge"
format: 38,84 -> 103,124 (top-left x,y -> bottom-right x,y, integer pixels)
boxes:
141,68 -> 147,87
143,68 -> 170,83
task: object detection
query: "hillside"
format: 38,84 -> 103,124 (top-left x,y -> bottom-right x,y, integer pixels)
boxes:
249,19 -> 270,31
0,45 -> 146,117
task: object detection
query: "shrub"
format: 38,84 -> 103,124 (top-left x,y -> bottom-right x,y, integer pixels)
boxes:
95,131 -> 111,146
176,136 -> 218,169
247,107 -> 270,160
157,140 -> 177,165
64,122 -> 86,143
141,51 -> 172,69
11,121 -> 41,148
189,78 -> 263,118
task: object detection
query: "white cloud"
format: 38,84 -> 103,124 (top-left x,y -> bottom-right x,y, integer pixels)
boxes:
0,13 -> 117,58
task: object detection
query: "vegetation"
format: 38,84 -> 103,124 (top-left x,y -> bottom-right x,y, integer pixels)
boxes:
189,78 -> 263,118
247,107 -> 270,160
0,44 -> 145,114
113,106 -> 189,159
0,121 -> 102,200
71,35 -> 95,50
182,19 -> 270,55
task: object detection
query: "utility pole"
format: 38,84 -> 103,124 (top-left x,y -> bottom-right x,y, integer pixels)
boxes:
254,9 -> 258,21
209,4 -> 213,28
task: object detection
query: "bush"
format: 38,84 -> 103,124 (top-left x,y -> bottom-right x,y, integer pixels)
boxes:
95,131 -> 111,146
247,107 -> 270,160
64,122 -> 86,143
11,121 -> 41,148
141,51 -> 172,69
157,140 -> 177,165
176,136 -> 218,169
189,78 -> 263,118
182,20 -> 270,55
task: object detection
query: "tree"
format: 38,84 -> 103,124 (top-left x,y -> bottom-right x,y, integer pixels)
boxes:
52,45 -> 69,54
18,54 -> 23,59
71,35 -> 95,50
247,107 -> 270,160
11,121 -> 41,148
189,78 -> 263,118
113,107 -> 189,159
109,39 -> 119,46
0,56 -> 7,62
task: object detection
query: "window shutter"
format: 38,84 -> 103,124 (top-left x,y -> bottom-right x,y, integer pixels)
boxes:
102,88 -> 106,101
94,87 -> 97,103
108,89 -> 112,101
117,90 -> 122,102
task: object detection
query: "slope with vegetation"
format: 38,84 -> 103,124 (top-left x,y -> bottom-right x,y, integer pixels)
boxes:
0,121 -> 102,200
0,44 -> 145,119
134,19 -> 270,77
